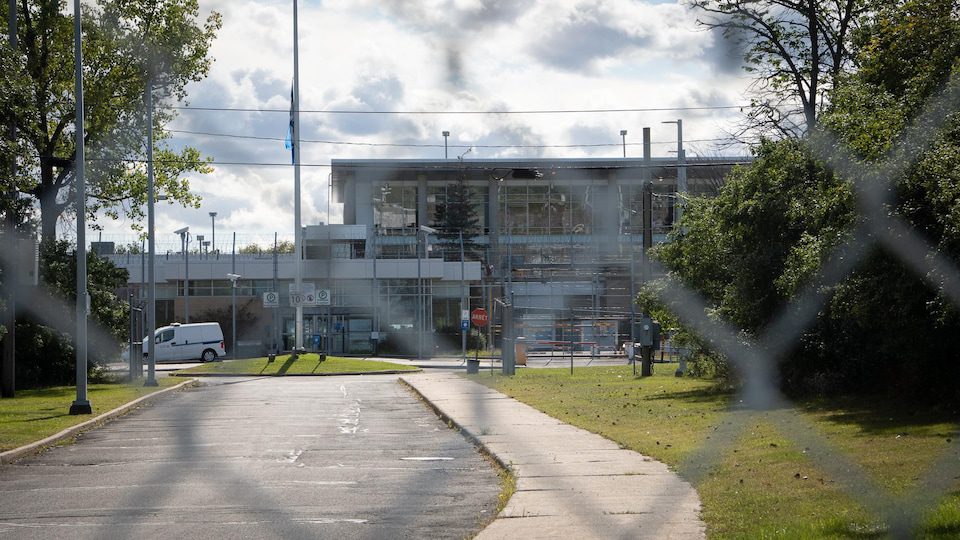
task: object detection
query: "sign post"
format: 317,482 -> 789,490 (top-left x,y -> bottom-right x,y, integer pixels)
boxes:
470,308 -> 488,373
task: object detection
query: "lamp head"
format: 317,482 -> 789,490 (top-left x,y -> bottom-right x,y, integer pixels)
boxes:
419,225 -> 438,234
227,273 -> 241,282
174,226 -> 189,235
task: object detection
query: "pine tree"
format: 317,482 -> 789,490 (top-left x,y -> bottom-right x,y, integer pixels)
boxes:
433,177 -> 481,261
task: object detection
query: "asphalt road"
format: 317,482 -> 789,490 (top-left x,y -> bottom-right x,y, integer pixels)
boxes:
0,376 -> 500,539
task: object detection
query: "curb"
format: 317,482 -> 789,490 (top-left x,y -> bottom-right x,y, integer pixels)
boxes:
398,376 -> 512,474
0,378 -> 198,465
172,369 -> 422,377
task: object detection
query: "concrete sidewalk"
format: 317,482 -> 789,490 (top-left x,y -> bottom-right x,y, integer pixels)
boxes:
401,372 -> 705,539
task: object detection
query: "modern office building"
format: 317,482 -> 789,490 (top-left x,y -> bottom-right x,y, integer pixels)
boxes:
108,155 -> 749,357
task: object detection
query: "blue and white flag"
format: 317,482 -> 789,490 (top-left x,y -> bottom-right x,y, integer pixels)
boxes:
284,85 -> 295,164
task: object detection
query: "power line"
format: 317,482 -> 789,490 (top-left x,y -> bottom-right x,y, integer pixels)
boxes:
166,128 -> 742,148
159,104 -> 746,115
89,157 -> 753,169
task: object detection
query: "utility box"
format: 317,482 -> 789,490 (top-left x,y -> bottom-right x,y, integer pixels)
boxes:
635,318 -> 662,349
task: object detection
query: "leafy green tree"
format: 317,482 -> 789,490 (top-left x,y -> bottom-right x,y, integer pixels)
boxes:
432,177 -> 482,261
15,240 -> 129,388
655,139 -> 856,332
238,240 -> 295,255
1,0 -> 220,243
0,42 -> 34,229
656,0 -> 960,397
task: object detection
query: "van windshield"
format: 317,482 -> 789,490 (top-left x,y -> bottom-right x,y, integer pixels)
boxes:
155,329 -> 175,343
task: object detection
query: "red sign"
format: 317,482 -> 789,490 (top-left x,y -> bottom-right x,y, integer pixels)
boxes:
470,308 -> 489,327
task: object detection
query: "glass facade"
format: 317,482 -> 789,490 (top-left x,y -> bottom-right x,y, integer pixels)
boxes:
498,184 -> 595,235
373,183 -> 417,233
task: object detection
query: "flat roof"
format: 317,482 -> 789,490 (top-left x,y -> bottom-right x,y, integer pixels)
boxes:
331,156 -> 750,170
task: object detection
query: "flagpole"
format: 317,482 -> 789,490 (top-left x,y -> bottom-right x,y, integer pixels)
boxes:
292,0 -> 304,353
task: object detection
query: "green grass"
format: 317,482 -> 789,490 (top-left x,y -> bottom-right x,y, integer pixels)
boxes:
0,378 -> 181,452
469,364 -> 960,538
173,353 -> 419,376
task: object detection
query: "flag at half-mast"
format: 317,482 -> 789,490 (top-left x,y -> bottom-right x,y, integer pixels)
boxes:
284,85 -> 295,164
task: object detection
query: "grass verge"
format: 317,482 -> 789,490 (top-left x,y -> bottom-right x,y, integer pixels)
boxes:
469,364 -> 960,538
0,378 -> 181,452
174,353 -> 419,376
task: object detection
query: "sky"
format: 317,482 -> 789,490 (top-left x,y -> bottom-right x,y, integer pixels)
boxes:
93,0 -> 753,251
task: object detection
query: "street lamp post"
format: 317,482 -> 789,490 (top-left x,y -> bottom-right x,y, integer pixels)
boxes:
209,212 -> 217,257
442,130 -> 450,159
143,79 -> 159,388
418,225 -> 437,359
196,235 -> 204,260
662,119 -> 686,227
69,0 -> 92,414
175,227 -> 190,322
620,129 -> 628,158
228,271 -> 241,360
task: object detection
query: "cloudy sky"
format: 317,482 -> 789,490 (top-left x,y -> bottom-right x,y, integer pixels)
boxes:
96,0 -> 753,250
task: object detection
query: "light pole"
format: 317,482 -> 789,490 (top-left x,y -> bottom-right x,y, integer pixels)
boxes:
442,130 -> 450,159
209,212 -> 217,256
196,235 -> 204,260
143,82 -> 161,388
175,227 -> 190,322
460,231 -> 466,361
69,0 -> 92,414
662,119 -> 686,227
228,271 -> 241,359
418,225 -> 437,358
620,129 -> 628,158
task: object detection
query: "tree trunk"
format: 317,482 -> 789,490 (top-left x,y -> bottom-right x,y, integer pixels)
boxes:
36,163 -> 62,245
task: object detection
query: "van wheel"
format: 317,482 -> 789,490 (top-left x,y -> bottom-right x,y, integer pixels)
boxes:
201,349 -> 217,362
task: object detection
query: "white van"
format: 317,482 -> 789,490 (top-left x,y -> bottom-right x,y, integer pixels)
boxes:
143,322 -> 225,362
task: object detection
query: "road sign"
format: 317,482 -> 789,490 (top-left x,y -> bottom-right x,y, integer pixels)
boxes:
461,320 -> 469,331
471,308 -> 488,327
290,293 -> 304,307
317,288 -> 331,306
263,291 -> 279,308
303,292 -> 317,306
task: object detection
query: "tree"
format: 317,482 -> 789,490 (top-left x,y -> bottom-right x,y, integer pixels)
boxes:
689,0 -> 874,138
1,0 -> 220,243
238,240 -> 295,255
432,176 -> 482,261
15,240 -> 129,388
0,42 -> 34,229
656,0 -> 960,397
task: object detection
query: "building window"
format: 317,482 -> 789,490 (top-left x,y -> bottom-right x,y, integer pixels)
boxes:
498,183 -> 593,235
373,183 -> 417,233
